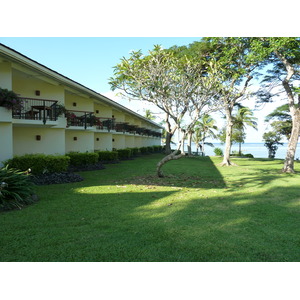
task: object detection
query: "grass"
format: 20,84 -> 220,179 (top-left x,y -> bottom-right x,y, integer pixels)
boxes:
1,154 -> 300,262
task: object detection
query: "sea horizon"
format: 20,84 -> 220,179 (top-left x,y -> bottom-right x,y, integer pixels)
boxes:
182,142 -> 300,160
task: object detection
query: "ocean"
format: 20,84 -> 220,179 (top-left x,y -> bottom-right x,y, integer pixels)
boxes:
185,142 -> 300,160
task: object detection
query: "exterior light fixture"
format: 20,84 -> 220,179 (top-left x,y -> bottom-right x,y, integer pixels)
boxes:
36,135 -> 41,141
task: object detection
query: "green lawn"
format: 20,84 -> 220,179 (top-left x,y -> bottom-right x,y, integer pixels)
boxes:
1,154 -> 300,262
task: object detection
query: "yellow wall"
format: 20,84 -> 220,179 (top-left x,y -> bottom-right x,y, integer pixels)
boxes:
94,103 -> 112,118
13,127 -> 65,156
112,134 -> 125,149
0,61 -> 12,89
12,69 -> 65,102
65,130 -> 94,153
65,92 -> 93,112
125,136 -> 135,148
94,133 -> 113,151
112,110 -> 125,122
0,123 -> 13,164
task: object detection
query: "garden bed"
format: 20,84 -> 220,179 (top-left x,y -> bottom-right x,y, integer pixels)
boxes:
31,172 -> 84,185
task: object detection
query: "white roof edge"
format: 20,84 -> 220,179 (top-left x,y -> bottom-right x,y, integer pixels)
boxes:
0,43 -> 163,129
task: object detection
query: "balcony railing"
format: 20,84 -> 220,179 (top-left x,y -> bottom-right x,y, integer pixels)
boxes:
12,97 -> 58,124
95,117 -> 115,131
115,123 -> 161,137
10,98 -> 162,136
66,110 -> 95,129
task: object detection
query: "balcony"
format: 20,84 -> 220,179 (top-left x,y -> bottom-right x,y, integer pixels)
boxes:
66,110 -> 95,129
12,97 -> 59,124
95,117 -> 115,131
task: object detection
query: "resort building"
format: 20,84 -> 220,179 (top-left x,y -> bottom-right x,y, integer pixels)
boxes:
0,43 -> 162,164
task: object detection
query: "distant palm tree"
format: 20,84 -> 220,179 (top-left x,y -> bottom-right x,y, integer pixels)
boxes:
144,109 -> 155,121
232,106 -> 258,155
193,114 -> 218,155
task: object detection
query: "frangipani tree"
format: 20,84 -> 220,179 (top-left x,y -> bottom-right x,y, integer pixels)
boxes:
250,37 -> 300,173
201,37 -> 262,166
109,45 -> 222,177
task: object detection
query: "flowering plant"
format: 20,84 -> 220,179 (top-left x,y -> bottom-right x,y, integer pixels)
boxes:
0,88 -> 22,111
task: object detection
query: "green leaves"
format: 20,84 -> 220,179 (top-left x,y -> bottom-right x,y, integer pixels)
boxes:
0,165 -> 35,211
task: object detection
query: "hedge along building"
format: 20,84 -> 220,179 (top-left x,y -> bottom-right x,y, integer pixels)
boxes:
0,43 -> 162,164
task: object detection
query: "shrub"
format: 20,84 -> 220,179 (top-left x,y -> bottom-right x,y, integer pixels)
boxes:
171,149 -> 181,155
0,165 -> 36,210
96,151 -> 119,162
129,148 -> 140,156
6,154 -> 70,175
66,152 -> 98,167
244,153 -> 254,158
153,145 -> 163,153
214,148 -> 223,156
139,147 -> 148,154
147,146 -> 154,153
117,149 -> 132,160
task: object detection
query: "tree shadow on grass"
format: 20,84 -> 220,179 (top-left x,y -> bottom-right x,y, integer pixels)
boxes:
2,155 -> 300,262
123,156 -> 227,190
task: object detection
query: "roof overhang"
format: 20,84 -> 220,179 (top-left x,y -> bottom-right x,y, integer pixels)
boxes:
0,43 -> 164,129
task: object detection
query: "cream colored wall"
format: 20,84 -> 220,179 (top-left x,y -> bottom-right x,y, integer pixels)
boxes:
0,61 -> 12,89
133,118 -> 142,126
134,136 -> 142,148
112,134 -> 125,149
125,136 -> 135,148
12,70 -> 65,102
124,114 -> 134,123
94,103 -> 112,118
0,123 -> 13,164
13,127 -> 65,156
112,110 -> 125,122
65,130 -> 94,153
65,92 -> 93,112
94,133 -> 112,151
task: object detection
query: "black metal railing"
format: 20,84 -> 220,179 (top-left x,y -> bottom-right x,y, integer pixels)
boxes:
95,117 -> 115,131
66,110 -> 95,129
12,97 -> 58,124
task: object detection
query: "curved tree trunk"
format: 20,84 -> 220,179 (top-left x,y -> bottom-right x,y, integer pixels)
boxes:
156,151 -> 185,177
282,109 -> 300,173
157,131 -> 186,177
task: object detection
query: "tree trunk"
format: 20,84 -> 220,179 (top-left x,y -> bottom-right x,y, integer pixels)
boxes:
187,131 -> 192,156
282,109 -> 300,173
165,132 -> 173,154
164,113 -> 177,155
238,142 -> 242,156
221,109 -> 237,166
157,133 -> 186,177
156,151 -> 185,177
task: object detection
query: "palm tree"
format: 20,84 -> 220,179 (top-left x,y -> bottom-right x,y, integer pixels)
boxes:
193,114 -> 218,155
144,109 -> 155,121
232,106 -> 258,156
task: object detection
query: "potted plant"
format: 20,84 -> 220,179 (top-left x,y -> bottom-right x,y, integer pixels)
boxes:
53,103 -> 67,117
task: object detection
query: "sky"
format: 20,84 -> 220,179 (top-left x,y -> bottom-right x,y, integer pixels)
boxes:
0,37 -> 290,143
